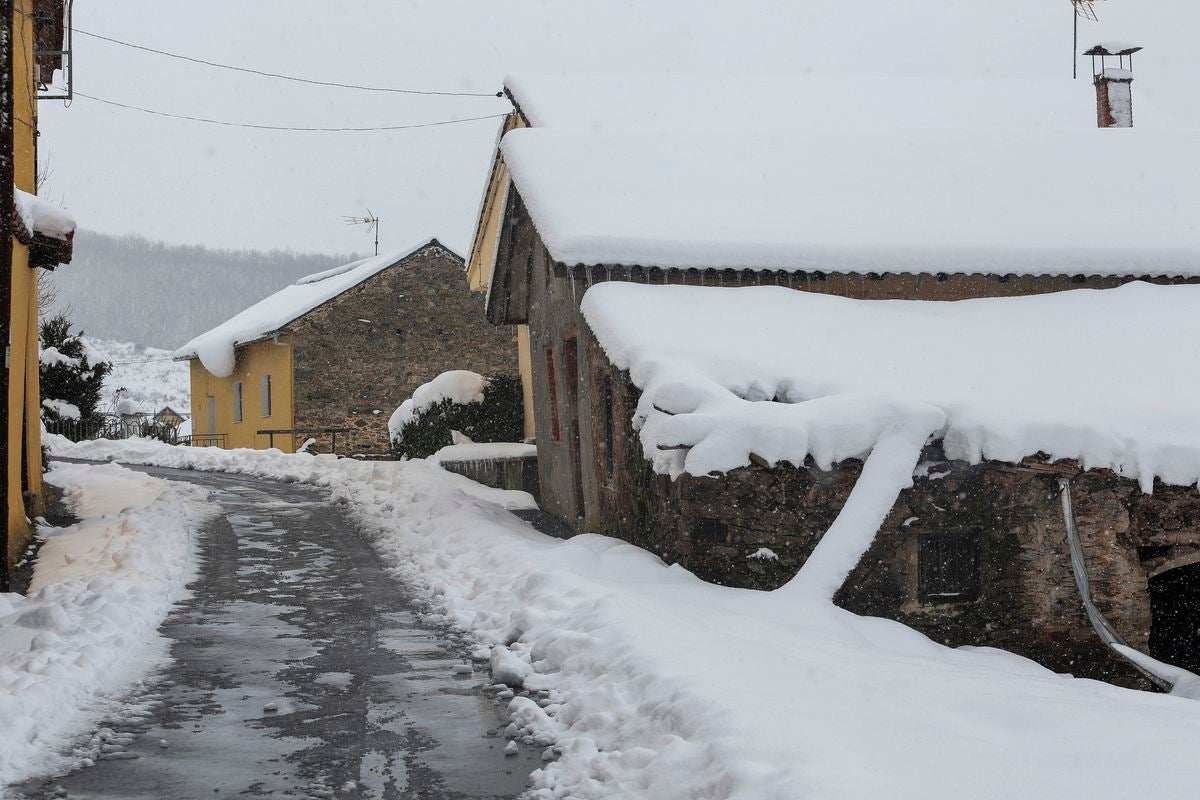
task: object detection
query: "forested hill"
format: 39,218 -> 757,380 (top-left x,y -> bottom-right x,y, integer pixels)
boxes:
47,230 -> 362,349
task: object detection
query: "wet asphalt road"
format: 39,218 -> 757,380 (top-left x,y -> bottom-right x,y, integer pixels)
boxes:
15,464 -> 540,800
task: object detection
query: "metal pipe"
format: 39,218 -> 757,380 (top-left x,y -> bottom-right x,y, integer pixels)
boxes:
1058,477 -> 1173,691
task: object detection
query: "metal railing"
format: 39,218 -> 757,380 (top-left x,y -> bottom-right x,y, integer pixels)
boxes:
44,412 -> 198,446
177,433 -> 228,448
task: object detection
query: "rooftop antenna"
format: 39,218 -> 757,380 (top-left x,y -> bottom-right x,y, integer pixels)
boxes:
1072,0 -> 1103,79
343,210 -> 380,256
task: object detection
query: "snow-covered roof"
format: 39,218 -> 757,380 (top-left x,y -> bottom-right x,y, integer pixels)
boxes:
14,188 -> 75,240
581,281 -> 1200,492
504,74 -> 1179,131
175,237 -> 458,377
501,127 -> 1200,277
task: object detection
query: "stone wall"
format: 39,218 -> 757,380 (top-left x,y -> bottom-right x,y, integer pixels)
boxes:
582,344 -> 1200,685
289,243 -> 519,455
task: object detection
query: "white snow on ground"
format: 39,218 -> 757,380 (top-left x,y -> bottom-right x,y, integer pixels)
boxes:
581,281 -> 1200,492
388,370 -> 487,443
13,189 -> 75,240
500,127 -> 1200,276
174,238 -> 454,378
0,461 -> 215,790
85,338 -> 190,416
46,436 -> 1200,800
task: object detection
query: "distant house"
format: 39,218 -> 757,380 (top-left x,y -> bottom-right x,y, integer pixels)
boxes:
154,406 -> 185,429
176,239 -> 517,454
468,73 -> 1200,687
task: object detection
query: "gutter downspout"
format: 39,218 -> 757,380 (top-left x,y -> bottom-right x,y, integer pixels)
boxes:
1058,477 -> 1173,691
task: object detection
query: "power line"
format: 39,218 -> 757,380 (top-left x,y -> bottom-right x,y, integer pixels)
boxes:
75,29 -> 503,99
64,90 -> 510,132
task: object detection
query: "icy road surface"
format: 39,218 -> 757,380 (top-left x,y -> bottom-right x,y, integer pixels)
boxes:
15,465 -> 539,799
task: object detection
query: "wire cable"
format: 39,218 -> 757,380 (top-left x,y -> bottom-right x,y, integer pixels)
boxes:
75,29 -> 503,98
64,89 -> 510,132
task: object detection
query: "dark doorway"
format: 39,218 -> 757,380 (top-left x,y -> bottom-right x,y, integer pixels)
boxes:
1148,562 -> 1200,674
561,335 -> 585,519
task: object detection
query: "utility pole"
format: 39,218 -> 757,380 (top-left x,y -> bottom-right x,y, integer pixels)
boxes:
0,0 -> 15,591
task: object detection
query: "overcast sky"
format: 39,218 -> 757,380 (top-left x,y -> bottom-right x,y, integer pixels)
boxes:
36,1 -> 1198,257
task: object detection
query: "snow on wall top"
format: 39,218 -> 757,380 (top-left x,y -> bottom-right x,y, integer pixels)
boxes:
175,238 -> 447,377
503,74 -> 1180,131
14,188 -> 75,240
581,281 -> 1200,491
501,127 -> 1200,276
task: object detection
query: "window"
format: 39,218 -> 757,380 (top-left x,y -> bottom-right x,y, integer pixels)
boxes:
206,395 -> 216,434
602,376 -> 615,483
233,382 -> 244,423
918,532 -> 982,603
261,374 -> 272,417
545,348 -> 562,442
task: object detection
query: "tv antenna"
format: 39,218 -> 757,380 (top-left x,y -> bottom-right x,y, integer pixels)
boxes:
343,210 -> 379,256
1072,1 -> 1103,79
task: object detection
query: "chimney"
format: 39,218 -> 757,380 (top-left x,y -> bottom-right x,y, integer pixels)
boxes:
1084,43 -> 1142,128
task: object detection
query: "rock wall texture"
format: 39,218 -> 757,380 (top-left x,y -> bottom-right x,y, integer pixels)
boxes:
585,352 -> 1200,687
289,243 -> 519,455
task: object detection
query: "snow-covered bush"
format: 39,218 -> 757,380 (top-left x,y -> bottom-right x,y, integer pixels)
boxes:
39,314 -> 111,433
389,371 -> 523,459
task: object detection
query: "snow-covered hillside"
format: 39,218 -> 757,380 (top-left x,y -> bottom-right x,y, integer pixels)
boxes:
85,338 -> 190,416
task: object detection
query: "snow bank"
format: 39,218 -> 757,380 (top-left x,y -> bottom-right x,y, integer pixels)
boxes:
388,370 -> 487,443
0,461 -> 215,787
582,281 -> 1200,492
501,127 -> 1200,276
13,188 -> 76,240
174,238 -> 452,378
43,436 -> 1200,800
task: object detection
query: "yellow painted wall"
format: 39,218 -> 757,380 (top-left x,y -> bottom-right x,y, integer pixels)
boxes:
7,0 -> 42,556
466,112 -> 526,293
188,337 -> 295,451
465,112 -> 535,439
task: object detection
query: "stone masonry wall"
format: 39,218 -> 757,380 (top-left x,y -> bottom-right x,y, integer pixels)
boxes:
289,244 -> 518,455
584,349 -> 1200,687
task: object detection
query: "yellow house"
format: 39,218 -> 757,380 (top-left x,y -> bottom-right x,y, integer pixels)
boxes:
177,239 -> 515,455
2,0 -> 76,578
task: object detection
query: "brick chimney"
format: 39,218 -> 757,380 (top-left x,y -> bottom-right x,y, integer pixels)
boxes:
1084,43 -> 1142,128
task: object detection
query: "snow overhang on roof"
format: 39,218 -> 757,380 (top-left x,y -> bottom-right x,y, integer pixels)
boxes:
581,281 -> 1200,492
500,127 -> 1200,277
174,237 -> 459,377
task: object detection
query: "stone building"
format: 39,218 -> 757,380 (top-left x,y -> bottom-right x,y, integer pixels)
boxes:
468,74 -> 1200,687
177,239 -> 518,455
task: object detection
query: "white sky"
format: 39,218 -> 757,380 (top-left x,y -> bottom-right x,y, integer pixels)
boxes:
36,1 -> 1198,256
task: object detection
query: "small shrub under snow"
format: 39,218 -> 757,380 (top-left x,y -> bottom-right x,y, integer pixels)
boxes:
390,372 -> 523,460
